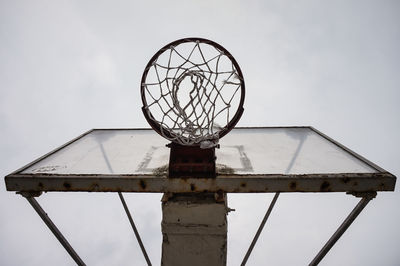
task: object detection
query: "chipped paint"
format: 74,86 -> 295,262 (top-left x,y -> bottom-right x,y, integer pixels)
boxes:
152,164 -> 168,176
216,164 -> 235,175
32,165 -> 66,173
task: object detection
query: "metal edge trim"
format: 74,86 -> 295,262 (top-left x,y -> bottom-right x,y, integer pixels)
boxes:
309,126 -> 392,174
5,172 -> 396,192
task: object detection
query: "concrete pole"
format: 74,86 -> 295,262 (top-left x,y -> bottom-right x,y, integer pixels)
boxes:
161,193 -> 228,266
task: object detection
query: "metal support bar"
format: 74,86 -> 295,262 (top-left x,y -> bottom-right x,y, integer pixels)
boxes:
241,192 -> 280,266
118,192 -> 152,266
309,192 -> 377,266
23,195 -> 86,266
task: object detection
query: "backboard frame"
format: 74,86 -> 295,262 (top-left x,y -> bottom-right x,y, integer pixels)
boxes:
5,127 -> 396,194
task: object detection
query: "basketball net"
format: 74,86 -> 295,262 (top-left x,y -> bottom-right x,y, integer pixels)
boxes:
142,39 -> 243,148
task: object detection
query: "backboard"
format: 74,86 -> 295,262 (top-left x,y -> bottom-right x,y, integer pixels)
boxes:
5,126 -> 395,194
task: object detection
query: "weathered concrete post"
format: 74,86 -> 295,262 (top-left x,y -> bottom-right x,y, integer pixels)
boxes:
161,193 -> 228,266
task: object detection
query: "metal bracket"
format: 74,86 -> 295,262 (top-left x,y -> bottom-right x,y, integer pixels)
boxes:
214,190 -> 226,203
17,191 -> 42,198
168,142 -> 216,178
348,191 -> 377,199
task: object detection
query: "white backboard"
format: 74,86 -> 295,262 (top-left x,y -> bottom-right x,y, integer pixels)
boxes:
5,127 -> 395,193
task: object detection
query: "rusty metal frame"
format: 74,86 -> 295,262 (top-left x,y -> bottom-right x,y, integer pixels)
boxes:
4,127 -> 396,265
6,172 -> 395,193
5,127 -> 396,194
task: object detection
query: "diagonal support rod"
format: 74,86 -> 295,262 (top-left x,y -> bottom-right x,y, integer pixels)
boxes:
241,135 -> 304,265
23,195 -> 86,266
118,192 -> 152,266
241,192 -> 280,266
98,140 -> 151,265
309,192 -> 377,266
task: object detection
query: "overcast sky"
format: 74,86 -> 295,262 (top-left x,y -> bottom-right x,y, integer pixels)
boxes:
1,0 -> 399,265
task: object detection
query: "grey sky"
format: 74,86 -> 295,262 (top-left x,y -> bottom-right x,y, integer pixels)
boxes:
1,0 -> 399,265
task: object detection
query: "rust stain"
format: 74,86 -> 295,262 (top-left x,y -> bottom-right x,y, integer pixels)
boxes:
215,190 -> 225,202
90,183 -> 100,190
342,177 -> 350,184
139,179 -> 147,189
320,181 -> 330,192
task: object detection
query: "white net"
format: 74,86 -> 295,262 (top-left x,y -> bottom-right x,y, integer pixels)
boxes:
142,39 -> 244,147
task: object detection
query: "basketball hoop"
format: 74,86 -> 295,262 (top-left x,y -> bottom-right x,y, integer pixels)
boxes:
141,38 -> 245,148
4,37 -> 396,266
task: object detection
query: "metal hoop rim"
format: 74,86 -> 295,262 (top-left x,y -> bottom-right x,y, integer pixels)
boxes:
140,37 -> 245,145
